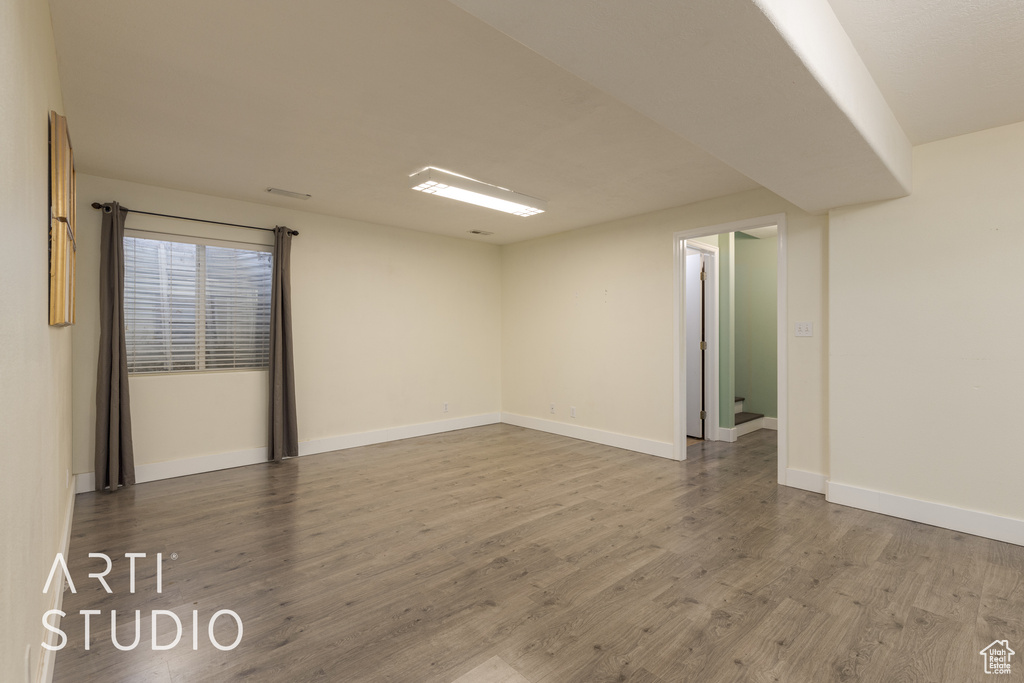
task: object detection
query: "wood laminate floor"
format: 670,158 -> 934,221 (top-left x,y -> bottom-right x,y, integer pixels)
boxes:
54,425 -> 1024,682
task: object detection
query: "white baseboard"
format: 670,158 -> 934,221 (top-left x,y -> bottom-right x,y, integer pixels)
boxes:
785,467 -> 827,494
37,475 -> 77,682
77,445 -> 267,493
827,481 -> 1024,547
500,412 -> 675,460
717,417 -> 776,442
298,413 -> 501,456
735,417 -> 763,438
77,413 -> 502,493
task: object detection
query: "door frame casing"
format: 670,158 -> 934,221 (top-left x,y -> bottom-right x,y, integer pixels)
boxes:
683,242 -> 720,443
672,213 -> 788,487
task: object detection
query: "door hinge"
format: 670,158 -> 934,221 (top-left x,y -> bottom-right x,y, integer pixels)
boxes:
700,270 -> 707,281
700,340 -> 707,350
699,410 -> 707,420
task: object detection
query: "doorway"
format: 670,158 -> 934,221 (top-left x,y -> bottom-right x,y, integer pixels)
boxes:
684,243 -> 718,441
672,214 -> 788,486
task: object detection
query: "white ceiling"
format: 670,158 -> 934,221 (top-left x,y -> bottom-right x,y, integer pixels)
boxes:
48,0 -> 1024,243
740,226 -> 778,240
828,0 -> 1024,145
449,0 -> 914,214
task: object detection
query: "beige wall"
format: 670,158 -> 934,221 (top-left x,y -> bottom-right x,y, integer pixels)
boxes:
0,0 -> 73,679
72,180 -> 828,481
73,175 -> 502,473
829,120 -> 1024,520
501,188 -> 829,476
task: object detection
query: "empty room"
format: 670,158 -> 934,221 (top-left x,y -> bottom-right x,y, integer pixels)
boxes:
3,0 -> 1024,681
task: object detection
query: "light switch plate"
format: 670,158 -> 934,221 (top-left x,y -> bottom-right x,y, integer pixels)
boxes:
795,321 -> 813,337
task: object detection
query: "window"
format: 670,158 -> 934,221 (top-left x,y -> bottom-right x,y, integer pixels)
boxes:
123,232 -> 273,374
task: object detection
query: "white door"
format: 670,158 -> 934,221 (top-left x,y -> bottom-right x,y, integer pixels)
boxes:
685,250 -> 704,438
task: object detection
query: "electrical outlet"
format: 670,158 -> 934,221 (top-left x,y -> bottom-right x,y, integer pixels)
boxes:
443,402 -> 448,414
570,406 -> 576,419
550,403 -> 555,414
795,321 -> 814,337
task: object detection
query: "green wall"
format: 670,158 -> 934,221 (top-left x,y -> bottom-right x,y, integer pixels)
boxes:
734,233 -> 777,417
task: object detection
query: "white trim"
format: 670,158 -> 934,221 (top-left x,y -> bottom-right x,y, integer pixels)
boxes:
672,231 -> 685,460
501,412 -> 674,459
785,468 -> 827,494
298,413 -> 501,456
827,481 -> 1024,547
776,218 -> 789,488
721,419 -> 780,439
37,476 -> 77,683
672,213 -> 788,483
77,414 -> 502,493
734,417 -> 763,438
77,446 -> 266,493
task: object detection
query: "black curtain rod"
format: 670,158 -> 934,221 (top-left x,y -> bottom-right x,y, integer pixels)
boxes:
90,202 -> 299,236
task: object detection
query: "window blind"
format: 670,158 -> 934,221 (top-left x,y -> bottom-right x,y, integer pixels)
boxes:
123,235 -> 272,374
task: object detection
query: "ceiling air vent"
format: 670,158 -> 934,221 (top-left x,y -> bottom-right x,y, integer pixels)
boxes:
266,187 -> 311,200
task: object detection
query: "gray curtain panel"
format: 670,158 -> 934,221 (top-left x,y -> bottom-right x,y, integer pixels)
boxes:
94,202 -> 136,491
269,225 -> 298,461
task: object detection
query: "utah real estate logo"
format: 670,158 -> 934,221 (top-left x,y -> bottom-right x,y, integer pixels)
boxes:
980,640 -> 1015,675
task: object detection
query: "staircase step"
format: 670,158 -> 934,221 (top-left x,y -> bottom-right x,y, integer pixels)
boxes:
734,411 -> 763,425
734,396 -> 745,403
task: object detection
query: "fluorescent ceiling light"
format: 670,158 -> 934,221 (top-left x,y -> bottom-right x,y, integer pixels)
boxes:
410,167 -> 545,217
